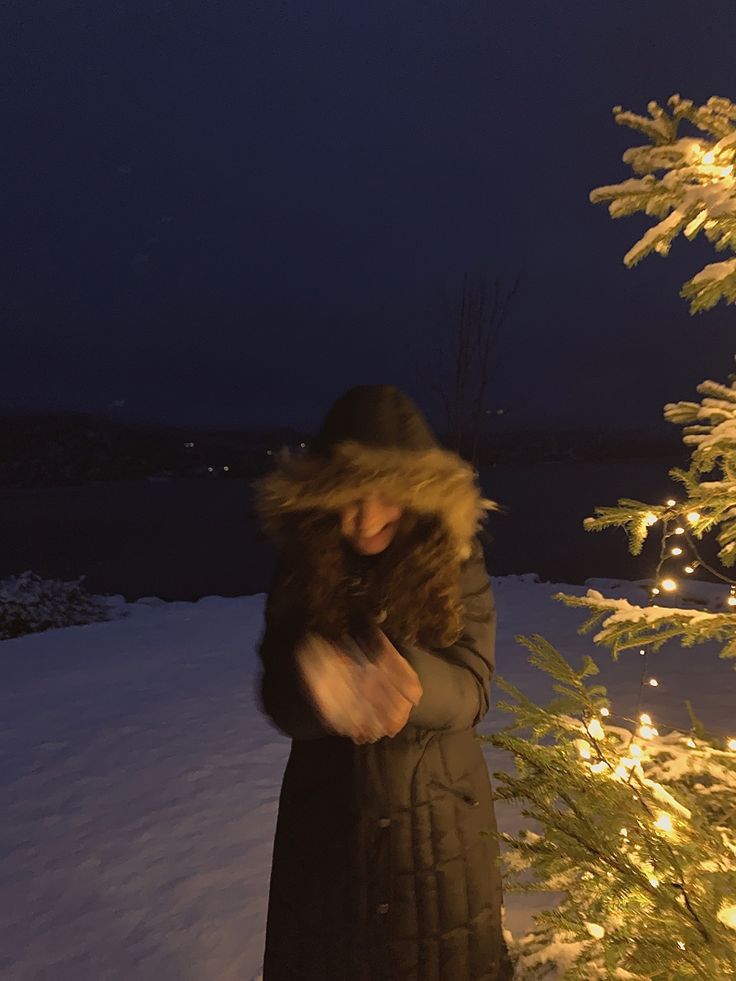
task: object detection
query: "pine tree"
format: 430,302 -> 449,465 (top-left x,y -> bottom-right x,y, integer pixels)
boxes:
484,637 -> 736,980
589,94 -> 736,313
486,96 -> 736,978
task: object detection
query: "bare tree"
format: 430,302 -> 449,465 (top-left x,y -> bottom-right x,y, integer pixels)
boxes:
406,270 -> 520,472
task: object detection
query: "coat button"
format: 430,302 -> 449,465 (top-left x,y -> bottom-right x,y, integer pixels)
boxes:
377,817 -> 391,828
376,903 -> 389,915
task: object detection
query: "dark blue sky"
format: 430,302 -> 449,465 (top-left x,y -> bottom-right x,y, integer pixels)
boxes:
3,1 -> 736,433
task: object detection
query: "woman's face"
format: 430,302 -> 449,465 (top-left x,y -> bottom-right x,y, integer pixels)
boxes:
340,493 -> 404,555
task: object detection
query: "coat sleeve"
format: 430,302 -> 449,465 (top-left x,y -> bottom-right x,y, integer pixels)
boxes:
254,557 -> 333,741
390,540 -> 496,732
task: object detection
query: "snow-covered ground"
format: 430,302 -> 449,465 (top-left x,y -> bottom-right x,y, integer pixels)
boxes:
2,576 -> 734,980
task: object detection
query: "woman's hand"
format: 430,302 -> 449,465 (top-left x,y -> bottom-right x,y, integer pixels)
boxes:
295,629 -> 423,744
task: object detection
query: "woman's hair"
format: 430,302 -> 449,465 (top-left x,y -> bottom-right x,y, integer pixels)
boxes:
275,507 -> 467,649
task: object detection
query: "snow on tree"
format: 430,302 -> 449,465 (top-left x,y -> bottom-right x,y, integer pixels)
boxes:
590,95 -> 736,312
487,95 -> 736,979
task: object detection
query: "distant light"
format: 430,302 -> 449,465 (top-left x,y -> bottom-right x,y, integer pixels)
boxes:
267,449 -> 273,456
223,466 -> 229,472
208,467 -> 213,473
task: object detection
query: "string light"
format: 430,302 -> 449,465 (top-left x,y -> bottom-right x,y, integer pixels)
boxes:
586,718 -> 605,740
648,678 -> 659,687
687,511 -> 701,524
590,761 -> 607,774
649,876 -> 660,888
671,546 -> 683,556
684,565 -> 695,574
728,586 -> 736,607
644,512 -> 658,526
677,941 -> 686,951
674,526 -> 685,535
640,713 -> 652,725
666,498 -> 677,507
686,738 -> 696,749
600,707 -> 610,717
660,579 -> 677,592
728,738 -> 736,751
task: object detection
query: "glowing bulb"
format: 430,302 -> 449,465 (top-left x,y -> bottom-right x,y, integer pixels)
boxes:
223,465 -> 229,472
666,498 -> 676,507
687,511 -> 700,523
671,546 -> 683,556
728,738 -> 736,751
648,678 -> 659,687
590,761 -> 607,774
578,742 -> 592,760
586,719 -> 605,740
716,903 -> 736,930
674,527 -> 685,535
684,566 -> 695,574
640,713 -> 652,725
619,827 -> 628,837
686,738 -> 696,748
644,512 -> 658,527
651,587 -> 660,595
629,744 -> 643,758
613,765 -> 628,780
639,649 -> 646,656
654,813 -> 674,833
677,941 -> 686,950
640,725 -> 655,740
728,596 -> 736,607
649,876 -> 660,888
703,150 -> 716,164
600,707 -> 610,717
661,579 -> 677,592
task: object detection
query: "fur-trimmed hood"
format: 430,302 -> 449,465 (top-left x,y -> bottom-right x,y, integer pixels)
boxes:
252,438 -> 498,563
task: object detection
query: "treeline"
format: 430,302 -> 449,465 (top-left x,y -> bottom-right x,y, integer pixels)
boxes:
0,411 -> 683,489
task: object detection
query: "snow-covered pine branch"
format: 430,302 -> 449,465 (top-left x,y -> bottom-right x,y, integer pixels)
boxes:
589,94 -> 736,312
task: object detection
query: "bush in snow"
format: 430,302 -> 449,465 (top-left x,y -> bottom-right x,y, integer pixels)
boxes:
0,570 -> 127,641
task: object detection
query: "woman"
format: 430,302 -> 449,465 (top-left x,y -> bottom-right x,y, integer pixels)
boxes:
252,384 -> 513,981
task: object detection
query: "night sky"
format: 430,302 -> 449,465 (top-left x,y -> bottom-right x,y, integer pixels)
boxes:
4,1 -> 736,434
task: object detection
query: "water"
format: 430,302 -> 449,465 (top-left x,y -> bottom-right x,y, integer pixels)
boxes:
0,456 -> 689,601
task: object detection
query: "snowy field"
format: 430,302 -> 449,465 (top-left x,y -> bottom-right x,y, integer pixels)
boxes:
1,576 -> 734,980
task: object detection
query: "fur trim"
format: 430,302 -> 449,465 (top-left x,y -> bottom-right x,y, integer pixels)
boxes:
252,439 -> 498,562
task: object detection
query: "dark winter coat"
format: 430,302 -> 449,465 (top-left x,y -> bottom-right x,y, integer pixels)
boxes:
253,385 -> 513,981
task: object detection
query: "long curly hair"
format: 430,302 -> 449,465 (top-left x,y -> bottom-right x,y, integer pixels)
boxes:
275,506 -> 467,650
